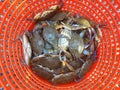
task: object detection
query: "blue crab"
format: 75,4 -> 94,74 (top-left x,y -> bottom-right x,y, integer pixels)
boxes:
21,34 -> 32,65
34,5 -> 62,22
43,25 -> 58,50
27,29 -> 44,57
69,33 -> 84,59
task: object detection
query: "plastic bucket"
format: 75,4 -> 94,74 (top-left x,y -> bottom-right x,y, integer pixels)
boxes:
0,0 -> 120,90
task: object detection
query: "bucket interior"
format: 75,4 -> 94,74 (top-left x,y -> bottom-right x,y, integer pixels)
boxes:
0,0 -> 120,90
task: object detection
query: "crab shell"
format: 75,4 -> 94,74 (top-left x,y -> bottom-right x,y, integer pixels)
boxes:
52,68 -> 80,85
69,33 -> 84,58
27,31 -> 44,57
31,55 -> 61,70
78,59 -> 93,78
31,64 -> 55,81
43,26 -> 58,50
21,34 -> 32,66
34,5 -> 61,22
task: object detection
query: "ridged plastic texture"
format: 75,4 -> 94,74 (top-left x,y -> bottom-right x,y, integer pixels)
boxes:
0,0 -> 120,90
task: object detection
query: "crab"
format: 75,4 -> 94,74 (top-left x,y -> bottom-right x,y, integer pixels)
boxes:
31,54 -> 61,70
21,34 -> 32,66
69,33 -> 84,59
43,25 -> 58,50
34,5 -> 62,22
52,68 -> 80,85
26,29 -> 44,57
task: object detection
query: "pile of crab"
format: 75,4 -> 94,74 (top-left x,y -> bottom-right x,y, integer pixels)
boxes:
21,5 -> 102,85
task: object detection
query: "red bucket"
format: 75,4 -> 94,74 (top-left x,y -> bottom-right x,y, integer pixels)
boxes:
0,0 -> 120,90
